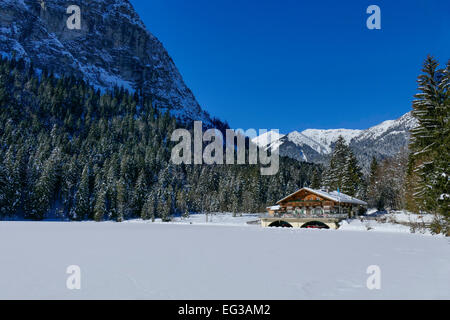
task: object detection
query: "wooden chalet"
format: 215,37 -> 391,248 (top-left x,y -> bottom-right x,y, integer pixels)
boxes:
267,188 -> 367,218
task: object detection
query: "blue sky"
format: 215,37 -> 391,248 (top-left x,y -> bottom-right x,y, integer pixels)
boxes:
129,0 -> 449,133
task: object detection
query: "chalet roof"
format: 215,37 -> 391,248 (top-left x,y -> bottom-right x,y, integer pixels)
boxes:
276,187 -> 368,206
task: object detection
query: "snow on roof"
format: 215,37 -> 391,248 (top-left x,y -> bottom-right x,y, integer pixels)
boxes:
277,188 -> 368,206
439,194 -> 449,201
266,205 -> 281,211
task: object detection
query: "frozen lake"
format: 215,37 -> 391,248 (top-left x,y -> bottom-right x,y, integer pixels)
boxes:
0,221 -> 448,299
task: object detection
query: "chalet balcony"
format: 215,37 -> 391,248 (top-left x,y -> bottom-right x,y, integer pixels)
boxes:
266,188 -> 367,221
261,212 -> 349,219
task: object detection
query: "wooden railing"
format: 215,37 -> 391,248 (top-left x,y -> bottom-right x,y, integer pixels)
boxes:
261,213 -> 349,219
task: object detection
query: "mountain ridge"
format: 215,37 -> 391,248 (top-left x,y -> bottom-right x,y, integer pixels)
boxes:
252,111 -> 418,170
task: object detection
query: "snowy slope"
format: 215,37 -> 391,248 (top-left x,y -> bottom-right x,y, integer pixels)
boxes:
287,131 -> 329,154
349,112 -> 418,169
0,0 -> 213,126
353,112 -> 418,142
252,129 -> 361,156
251,130 -> 285,150
0,221 -> 448,299
301,129 -> 363,154
251,130 -> 312,162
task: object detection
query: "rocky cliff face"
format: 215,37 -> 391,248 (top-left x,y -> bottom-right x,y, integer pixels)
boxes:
0,0 -> 213,125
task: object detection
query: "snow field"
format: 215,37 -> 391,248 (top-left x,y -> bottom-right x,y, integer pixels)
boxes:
0,220 -> 448,300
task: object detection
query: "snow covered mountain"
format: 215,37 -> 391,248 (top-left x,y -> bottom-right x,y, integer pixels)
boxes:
350,112 -> 418,169
0,0 -> 213,126
252,112 -> 418,170
301,129 -> 363,154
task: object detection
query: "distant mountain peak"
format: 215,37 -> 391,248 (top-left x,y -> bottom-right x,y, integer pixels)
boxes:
252,112 -> 418,170
354,111 -> 418,142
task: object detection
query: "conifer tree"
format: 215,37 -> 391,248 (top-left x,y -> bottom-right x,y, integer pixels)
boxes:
367,157 -> 379,208
116,176 -> 127,222
0,160 -> 7,217
74,164 -> 91,221
323,136 -> 362,195
31,151 -> 59,220
141,191 -> 156,221
408,56 -> 449,221
310,168 -> 322,189
93,185 -> 107,222
2,148 -> 20,215
342,152 -> 363,197
93,171 -> 107,222
132,169 -> 148,216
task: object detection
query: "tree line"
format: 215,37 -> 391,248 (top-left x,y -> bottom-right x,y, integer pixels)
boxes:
0,57 -> 320,221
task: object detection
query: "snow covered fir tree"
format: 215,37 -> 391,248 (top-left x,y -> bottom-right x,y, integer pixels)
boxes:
362,57 -> 449,234
406,56 -> 449,234
322,136 -> 364,198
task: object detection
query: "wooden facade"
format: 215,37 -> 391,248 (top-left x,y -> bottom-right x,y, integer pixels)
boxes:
267,188 -> 367,217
